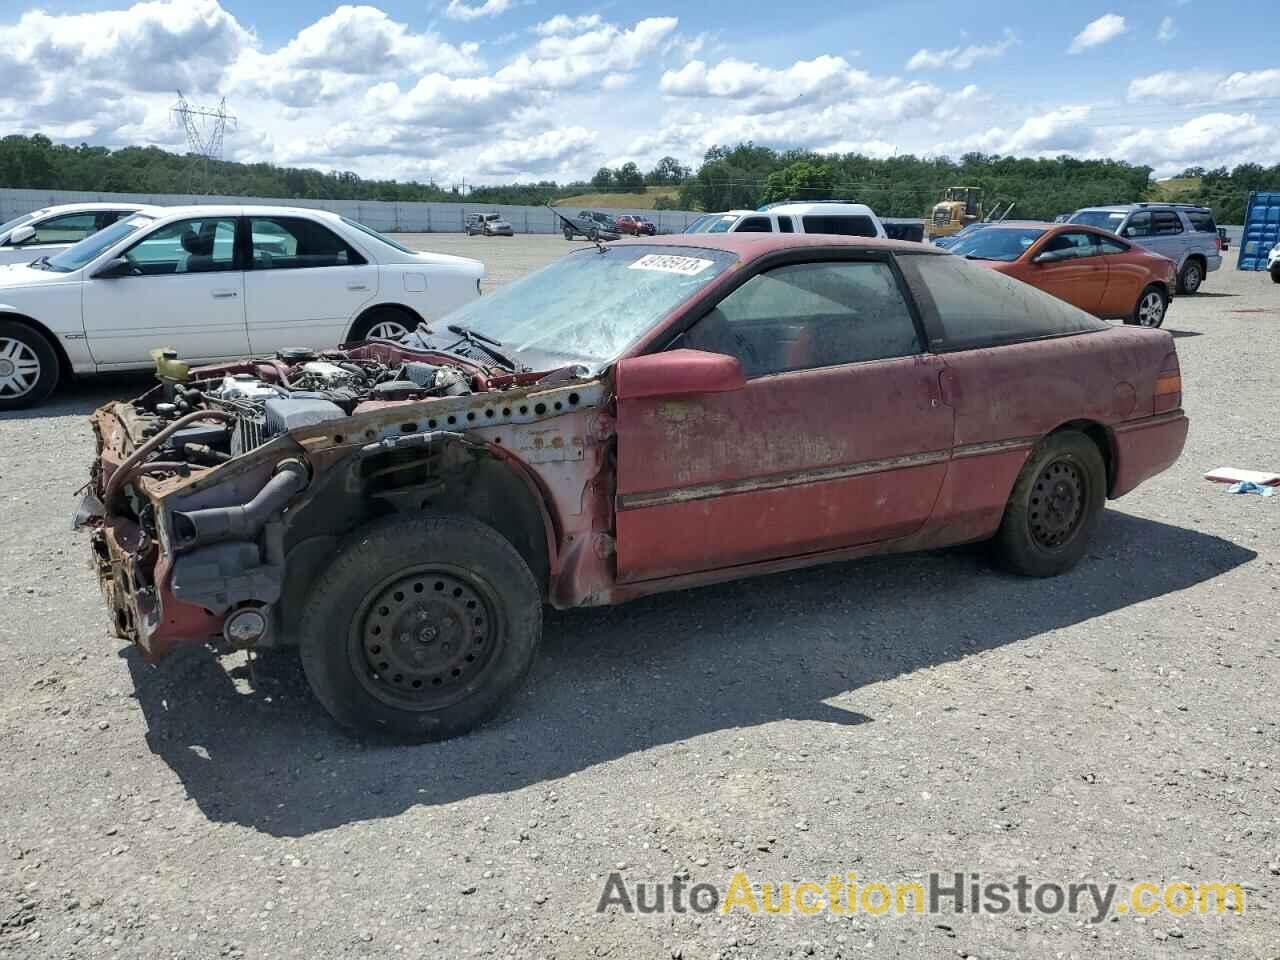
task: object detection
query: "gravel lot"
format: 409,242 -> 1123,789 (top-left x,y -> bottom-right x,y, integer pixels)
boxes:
2,240 -> 1278,960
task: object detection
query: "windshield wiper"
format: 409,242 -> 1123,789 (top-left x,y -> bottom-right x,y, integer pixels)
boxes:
446,324 -> 525,372
29,256 -> 51,271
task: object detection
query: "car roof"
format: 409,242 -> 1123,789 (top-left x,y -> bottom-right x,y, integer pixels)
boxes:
33,202 -> 156,215
764,202 -> 879,216
145,204 -> 347,222
611,233 -> 943,258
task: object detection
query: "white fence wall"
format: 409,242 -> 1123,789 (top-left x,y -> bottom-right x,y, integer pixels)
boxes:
0,188 -> 705,235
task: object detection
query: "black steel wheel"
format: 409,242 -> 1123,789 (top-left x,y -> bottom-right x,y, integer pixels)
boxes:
992,431 -> 1106,577
349,565 -> 502,712
300,514 -> 541,741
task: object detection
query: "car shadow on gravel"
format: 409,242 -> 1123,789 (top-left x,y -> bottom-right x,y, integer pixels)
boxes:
124,511 -> 1255,837
0,373 -> 152,422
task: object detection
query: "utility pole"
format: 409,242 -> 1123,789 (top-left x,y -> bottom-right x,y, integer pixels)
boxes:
172,91 -> 238,194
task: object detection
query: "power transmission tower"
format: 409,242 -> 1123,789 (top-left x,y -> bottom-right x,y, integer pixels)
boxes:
171,91 -> 237,194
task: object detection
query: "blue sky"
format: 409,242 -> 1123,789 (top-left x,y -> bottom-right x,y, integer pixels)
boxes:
1,0 -> 1277,185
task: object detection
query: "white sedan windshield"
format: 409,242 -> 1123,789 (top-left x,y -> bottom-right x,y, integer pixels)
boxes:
423,245 -> 736,367
46,215 -> 155,272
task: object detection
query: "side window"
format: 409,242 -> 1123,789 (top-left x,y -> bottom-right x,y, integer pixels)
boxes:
1098,236 -> 1129,255
1186,211 -> 1217,233
249,217 -> 365,270
683,260 -> 921,377
801,215 -> 877,237
897,254 -> 1108,351
25,212 -> 100,245
1041,231 -> 1099,259
123,218 -> 238,275
735,216 -> 773,233
1154,211 -> 1183,235
1124,212 -> 1153,238
777,215 -> 794,233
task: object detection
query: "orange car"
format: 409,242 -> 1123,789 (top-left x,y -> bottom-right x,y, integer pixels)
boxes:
947,222 -> 1177,327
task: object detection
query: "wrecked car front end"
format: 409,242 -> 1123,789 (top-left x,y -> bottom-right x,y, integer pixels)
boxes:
81,343 -> 615,663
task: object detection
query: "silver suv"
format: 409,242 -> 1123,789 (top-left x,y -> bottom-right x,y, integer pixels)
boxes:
1067,203 -> 1221,294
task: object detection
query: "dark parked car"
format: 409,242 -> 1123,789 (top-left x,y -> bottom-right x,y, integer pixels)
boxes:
81,234 -> 1187,742
616,214 -> 657,236
552,207 -> 621,241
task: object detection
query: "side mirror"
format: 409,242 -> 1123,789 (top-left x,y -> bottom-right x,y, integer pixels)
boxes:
615,349 -> 746,401
8,225 -> 36,246
92,257 -> 134,279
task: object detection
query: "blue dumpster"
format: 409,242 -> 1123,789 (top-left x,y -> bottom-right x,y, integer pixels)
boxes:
1237,191 -> 1280,270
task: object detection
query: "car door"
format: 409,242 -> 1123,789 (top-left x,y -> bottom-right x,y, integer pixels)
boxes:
1148,210 -> 1187,264
613,255 -> 954,583
1025,230 -> 1108,314
1094,235 -> 1147,316
241,215 -> 379,354
81,215 -> 249,367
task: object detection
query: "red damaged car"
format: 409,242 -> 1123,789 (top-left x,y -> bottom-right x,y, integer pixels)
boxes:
80,234 -> 1187,741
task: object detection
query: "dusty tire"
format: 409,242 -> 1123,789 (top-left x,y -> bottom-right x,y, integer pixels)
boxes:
1270,266 -> 1280,284
991,431 -> 1106,578
0,320 -> 59,410
349,306 -> 414,343
588,226 -> 600,242
299,514 -> 542,742
1177,258 -> 1203,295
1129,284 -> 1167,328
563,228 -> 573,240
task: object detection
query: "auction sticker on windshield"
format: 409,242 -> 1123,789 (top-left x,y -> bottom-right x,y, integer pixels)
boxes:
628,254 -> 715,276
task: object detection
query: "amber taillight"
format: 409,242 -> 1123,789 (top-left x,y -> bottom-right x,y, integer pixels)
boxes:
1154,352 -> 1182,414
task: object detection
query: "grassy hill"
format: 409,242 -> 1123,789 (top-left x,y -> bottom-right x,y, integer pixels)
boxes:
1152,177 -> 1202,199
555,188 -> 680,210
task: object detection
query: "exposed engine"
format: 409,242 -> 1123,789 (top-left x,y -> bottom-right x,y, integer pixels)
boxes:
139,346 -> 477,464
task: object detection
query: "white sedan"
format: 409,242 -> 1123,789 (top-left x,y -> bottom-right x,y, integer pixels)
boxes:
0,202 -> 156,266
0,205 -> 484,408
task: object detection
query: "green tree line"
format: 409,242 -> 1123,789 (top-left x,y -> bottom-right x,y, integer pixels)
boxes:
2,133 -> 1277,221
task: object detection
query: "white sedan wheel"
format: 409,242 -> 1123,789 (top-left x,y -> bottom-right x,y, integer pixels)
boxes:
367,319 -> 410,340
0,336 -> 42,399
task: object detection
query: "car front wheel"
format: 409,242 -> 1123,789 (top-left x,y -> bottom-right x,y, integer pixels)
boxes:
349,307 -> 414,342
1130,285 -> 1168,328
563,228 -> 574,240
991,431 -> 1106,578
1177,259 -> 1203,295
299,515 -> 542,742
0,320 -> 59,410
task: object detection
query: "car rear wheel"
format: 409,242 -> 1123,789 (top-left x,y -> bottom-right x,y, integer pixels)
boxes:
349,306 -> 414,342
991,431 -> 1106,578
299,514 -> 542,742
1177,259 -> 1203,295
1130,285 -> 1167,328
0,321 -> 59,411
588,226 -> 600,242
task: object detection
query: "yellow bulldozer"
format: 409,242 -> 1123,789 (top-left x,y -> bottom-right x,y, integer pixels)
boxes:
928,186 -> 983,240
927,187 -> 1018,241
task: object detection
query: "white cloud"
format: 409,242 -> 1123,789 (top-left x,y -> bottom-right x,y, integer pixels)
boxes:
1069,14 -> 1126,54
907,29 -> 1017,71
471,127 -> 597,176
533,14 -> 603,36
444,0 -> 515,22
1157,17 -> 1177,43
497,17 -> 678,90
660,55 -> 872,112
1127,68 -> 1280,105
1112,112 -> 1278,174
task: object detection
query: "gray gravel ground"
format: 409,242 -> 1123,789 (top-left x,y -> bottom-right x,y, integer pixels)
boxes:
2,240 -> 1278,960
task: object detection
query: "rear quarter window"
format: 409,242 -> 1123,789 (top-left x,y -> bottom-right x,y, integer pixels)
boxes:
1186,211 -> 1217,233
896,254 -> 1108,351
802,215 -> 877,237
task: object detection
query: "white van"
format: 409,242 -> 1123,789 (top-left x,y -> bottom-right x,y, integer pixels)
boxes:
685,201 -> 886,238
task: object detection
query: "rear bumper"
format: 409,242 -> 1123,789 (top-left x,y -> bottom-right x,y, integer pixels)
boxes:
1109,410 -> 1188,498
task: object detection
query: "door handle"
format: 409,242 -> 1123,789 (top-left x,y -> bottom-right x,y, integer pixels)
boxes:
211,290 -> 239,299
347,283 -> 369,291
